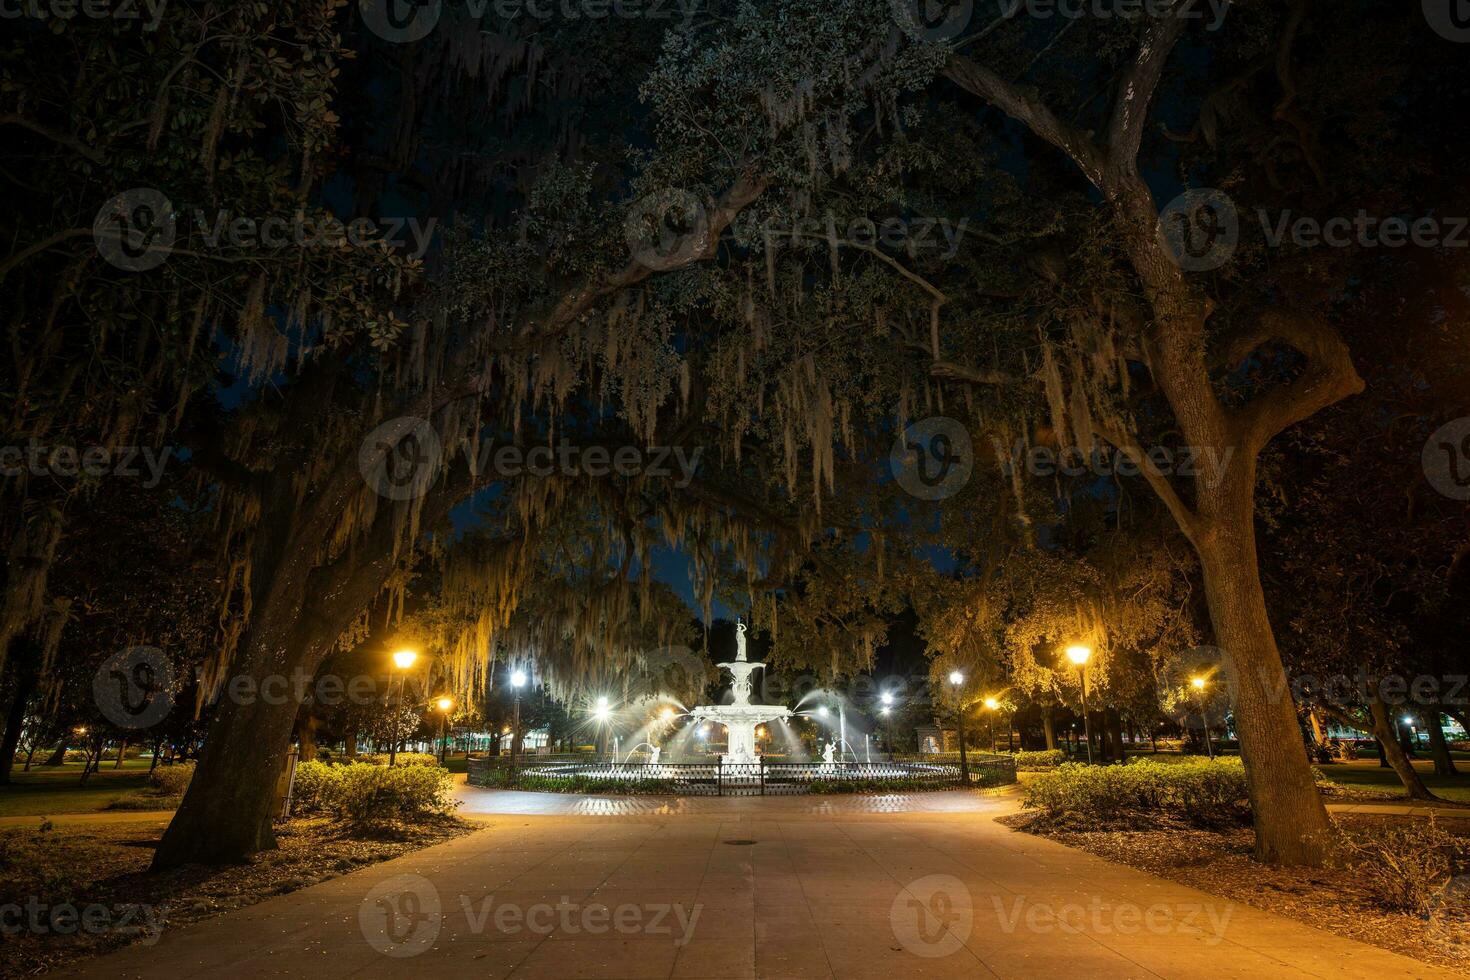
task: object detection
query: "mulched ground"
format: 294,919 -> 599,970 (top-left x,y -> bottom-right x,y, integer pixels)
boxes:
999,810 -> 1470,975
0,814 -> 476,979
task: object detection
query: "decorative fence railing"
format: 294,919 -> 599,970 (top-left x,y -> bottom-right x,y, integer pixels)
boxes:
467,755 -> 1016,795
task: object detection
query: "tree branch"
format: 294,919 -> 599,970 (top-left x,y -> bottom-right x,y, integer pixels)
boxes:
1093,421 -> 1202,547
943,55 -> 1108,189
1104,6 -> 1191,166
1226,310 -> 1365,452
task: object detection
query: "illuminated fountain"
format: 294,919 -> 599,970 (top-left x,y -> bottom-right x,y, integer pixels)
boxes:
687,621 -> 792,765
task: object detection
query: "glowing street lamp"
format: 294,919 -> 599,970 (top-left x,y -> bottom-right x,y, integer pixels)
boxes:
1065,645 -> 1093,765
509,668 -> 527,769
816,705 -> 828,718
948,671 -> 970,782
1190,676 -> 1214,759
388,648 -> 418,766
660,707 -> 675,722
435,696 -> 454,764
983,696 -> 1000,753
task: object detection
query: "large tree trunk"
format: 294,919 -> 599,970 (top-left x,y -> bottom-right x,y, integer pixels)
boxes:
1042,708 -> 1056,750
1426,709 -> 1459,777
42,740 -> 66,766
295,705 -> 319,763
0,665 -> 37,785
1368,696 -> 1437,800
1195,487 -> 1335,865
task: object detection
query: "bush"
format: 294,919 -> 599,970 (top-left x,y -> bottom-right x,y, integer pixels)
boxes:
145,762 -> 194,796
1012,749 -> 1067,771
357,752 -> 441,768
1023,758 -> 1249,828
1336,818 -> 1469,914
289,760 -> 456,824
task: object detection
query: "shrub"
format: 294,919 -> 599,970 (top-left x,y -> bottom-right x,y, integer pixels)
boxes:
289,760 -> 456,824
1012,749 -> 1067,771
357,752 -> 441,768
1023,758 -> 1249,828
1336,818 -> 1469,914
145,762 -> 194,796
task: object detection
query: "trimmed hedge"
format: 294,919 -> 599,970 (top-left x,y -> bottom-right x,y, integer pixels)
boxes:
291,760 -> 457,823
355,752 -> 441,767
1023,757 -> 1250,827
1011,749 -> 1067,771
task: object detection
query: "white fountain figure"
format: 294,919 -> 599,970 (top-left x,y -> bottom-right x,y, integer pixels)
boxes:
687,619 -> 793,765
819,741 -> 837,773
649,746 -> 661,766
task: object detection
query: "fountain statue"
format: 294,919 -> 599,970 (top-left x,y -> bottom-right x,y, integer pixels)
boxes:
687,620 -> 793,765
649,746 -> 660,765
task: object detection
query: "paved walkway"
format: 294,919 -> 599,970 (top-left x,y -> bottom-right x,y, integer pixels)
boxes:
53,789 -> 1459,980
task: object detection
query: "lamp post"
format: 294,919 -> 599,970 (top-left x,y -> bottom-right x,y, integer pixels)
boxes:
1066,645 -> 1093,764
1190,676 -> 1214,759
880,691 -> 894,755
983,697 -> 1000,753
388,649 -> 417,766
594,695 -> 611,759
435,696 -> 454,764
949,670 -> 969,783
510,669 -> 527,769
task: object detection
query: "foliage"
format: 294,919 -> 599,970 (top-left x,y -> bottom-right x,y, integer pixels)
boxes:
1012,749 -> 1067,771
356,752 -> 441,768
289,761 -> 456,825
1023,759 -> 1250,829
144,763 -> 194,797
1334,819 -> 1470,915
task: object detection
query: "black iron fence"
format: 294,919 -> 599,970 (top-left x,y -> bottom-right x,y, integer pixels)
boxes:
467,755 -> 1016,795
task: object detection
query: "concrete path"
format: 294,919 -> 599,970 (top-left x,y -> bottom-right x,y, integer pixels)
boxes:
52,789 -> 1459,980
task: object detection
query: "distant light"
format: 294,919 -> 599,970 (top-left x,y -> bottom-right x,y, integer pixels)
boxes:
1402,716 -> 1414,725
1065,645 -> 1091,666
436,696 -> 453,712
816,706 -> 828,717
597,695 -> 609,708
1191,677 -> 1206,690
983,697 -> 999,711
948,671 -> 964,686
510,669 -> 527,688
697,726 -> 708,738
392,649 -> 418,670
880,707 -> 890,716
660,707 -> 675,721
881,692 -> 894,706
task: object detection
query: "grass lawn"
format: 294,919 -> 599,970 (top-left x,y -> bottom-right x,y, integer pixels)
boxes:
1314,758 -> 1470,803
0,762 -> 165,817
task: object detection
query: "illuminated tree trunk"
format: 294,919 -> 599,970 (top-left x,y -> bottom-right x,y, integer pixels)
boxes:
1367,695 -> 1436,800
1427,711 -> 1458,777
